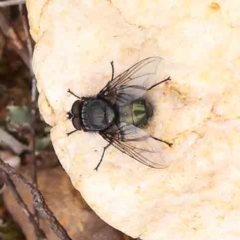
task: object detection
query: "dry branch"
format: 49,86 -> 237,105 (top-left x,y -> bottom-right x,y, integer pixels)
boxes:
18,5 -> 39,222
5,174 -> 47,240
0,0 -> 25,7
0,10 -> 30,68
0,128 -> 29,154
0,159 -> 72,240
19,5 -> 33,57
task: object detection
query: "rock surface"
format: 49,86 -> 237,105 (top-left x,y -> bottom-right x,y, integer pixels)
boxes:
27,0 -> 240,239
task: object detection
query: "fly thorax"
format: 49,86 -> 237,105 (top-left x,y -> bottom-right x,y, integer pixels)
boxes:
81,99 -> 115,131
118,99 -> 153,127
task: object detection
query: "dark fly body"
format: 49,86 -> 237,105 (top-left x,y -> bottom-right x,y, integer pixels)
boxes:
67,57 -> 172,170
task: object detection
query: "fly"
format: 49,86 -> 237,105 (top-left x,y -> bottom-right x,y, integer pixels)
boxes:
67,57 -> 172,170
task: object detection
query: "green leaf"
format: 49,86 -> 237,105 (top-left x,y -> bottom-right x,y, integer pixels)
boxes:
36,136 -> 51,151
7,106 -> 31,126
44,126 -> 51,133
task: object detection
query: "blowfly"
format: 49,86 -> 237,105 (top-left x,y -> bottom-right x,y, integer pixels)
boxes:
67,57 -> 172,170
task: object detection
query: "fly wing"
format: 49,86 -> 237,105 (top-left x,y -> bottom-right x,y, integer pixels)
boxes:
98,57 -> 167,106
100,124 -> 171,168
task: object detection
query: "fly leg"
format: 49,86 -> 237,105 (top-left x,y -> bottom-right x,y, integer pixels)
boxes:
110,61 -> 115,81
148,76 -> 172,146
147,76 -> 171,91
94,143 -> 111,171
67,130 -> 78,136
67,89 -> 81,99
151,136 -> 172,147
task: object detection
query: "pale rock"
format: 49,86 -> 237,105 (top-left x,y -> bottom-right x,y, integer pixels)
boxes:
27,0 -> 240,239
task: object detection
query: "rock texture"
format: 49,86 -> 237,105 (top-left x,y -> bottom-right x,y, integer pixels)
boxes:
27,0 -> 240,239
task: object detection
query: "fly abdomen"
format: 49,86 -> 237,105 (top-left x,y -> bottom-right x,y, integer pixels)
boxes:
118,99 -> 152,128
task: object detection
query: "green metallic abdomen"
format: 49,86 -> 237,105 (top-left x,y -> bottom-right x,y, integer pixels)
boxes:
118,99 -> 153,127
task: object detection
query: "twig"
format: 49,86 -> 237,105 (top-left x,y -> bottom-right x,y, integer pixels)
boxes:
30,77 -> 37,186
0,159 -> 72,240
18,5 -> 39,224
0,0 -> 25,7
18,6 -> 37,184
30,76 -> 38,223
0,128 -> 29,154
19,5 -> 33,57
0,10 -> 30,68
4,174 -> 47,240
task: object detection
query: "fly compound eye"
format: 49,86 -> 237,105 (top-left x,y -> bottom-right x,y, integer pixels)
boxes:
72,116 -> 82,130
71,100 -> 81,115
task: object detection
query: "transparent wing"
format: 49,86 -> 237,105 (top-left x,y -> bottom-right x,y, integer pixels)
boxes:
100,124 -> 171,168
98,57 -> 166,106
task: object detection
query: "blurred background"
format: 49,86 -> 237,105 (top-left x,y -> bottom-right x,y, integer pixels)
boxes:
0,2 -> 134,240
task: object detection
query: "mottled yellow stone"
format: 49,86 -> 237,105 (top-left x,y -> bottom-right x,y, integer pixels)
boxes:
27,0 -> 240,239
